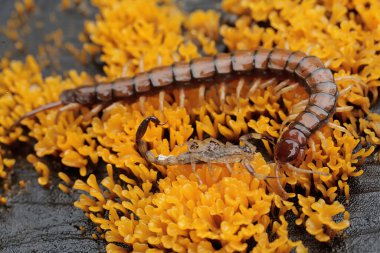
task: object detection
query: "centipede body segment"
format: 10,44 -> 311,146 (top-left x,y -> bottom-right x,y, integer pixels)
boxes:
12,48 -> 338,169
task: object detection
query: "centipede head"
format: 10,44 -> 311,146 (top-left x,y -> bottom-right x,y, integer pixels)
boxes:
274,139 -> 305,166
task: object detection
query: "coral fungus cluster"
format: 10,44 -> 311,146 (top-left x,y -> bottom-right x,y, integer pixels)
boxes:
1,0 -> 380,252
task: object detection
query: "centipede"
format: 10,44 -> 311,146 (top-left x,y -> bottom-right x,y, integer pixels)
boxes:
10,48 -> 339,195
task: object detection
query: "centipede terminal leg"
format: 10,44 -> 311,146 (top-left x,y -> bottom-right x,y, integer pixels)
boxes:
7,101 -> 62,133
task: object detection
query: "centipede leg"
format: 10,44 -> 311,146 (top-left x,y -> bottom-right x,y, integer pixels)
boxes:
338,85 -> 352,96
327,122 -> 353,136
260,77 -> 276,89
153,53 -> 166,112
246,79 -> 260,98
179,88 -> 185,108
335,106 -> 353,112
316,130 -> 327,148
159,91 -> 165,112
275,163 -> 290,199
198,84 -> 206,106
280,114 -> 298,133
139,96 -> 146,115
273,79 -> 291,93
308,138 -> 316,160
236,78 -> 245,103
55,103 -> 81,124
277,82 -> 299,96
219,82 -> 226,108
335,76 -> 366,91
83,103 -> 108,122
286,162 -> 329,176
324,58 -> 332,68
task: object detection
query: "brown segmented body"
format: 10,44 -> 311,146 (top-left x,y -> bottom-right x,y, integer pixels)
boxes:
12,48 -> 338,166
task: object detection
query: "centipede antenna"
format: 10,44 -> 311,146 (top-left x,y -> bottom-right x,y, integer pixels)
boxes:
286,163 -> 329,176
8,101 -> 62,133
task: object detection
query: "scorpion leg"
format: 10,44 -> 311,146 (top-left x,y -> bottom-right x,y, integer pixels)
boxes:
225,163 -> 233,174
191,159 -> 203,185
240,133 -> 275,147
242,159 -> 279,179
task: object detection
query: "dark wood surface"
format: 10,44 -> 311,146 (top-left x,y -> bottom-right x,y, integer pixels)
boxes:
1,1 -> 379,252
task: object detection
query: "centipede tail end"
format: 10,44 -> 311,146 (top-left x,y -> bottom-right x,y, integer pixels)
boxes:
7,101 -> 63,135
136,116 -> 166,160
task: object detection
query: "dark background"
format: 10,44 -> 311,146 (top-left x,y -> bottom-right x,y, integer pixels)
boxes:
1,0 -> 380,252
